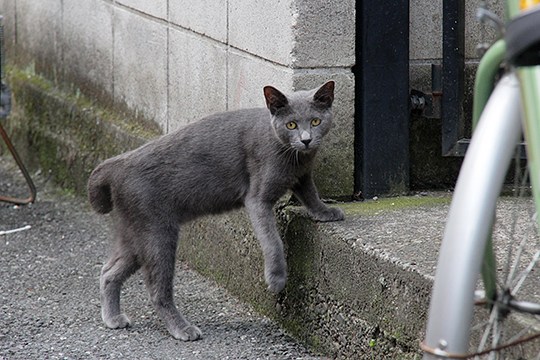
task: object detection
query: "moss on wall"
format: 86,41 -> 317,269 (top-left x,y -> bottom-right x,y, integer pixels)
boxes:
3,66 -> 160,196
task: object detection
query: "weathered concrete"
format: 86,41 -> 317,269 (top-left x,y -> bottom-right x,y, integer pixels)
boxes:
62,0 -> 114,99
5,66 -> 353,200
180,198 -> 449,359
116,0 -> 167,20
0,0 -> 511,197
228,0 -> 295,66
4,68 -> 160,195
292,0 -> 355,68
113,6 -> 169,129
169,0 -> 227,43
0,0 -> 355,197
168,29 -> 228,132
409,0 -> 503,62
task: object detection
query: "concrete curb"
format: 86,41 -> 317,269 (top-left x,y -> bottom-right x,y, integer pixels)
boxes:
180,204 -> 445,359
4,69 -> 445,359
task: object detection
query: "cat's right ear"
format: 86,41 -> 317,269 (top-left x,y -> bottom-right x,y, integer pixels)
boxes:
263,86 -> 289,115
313,80 -> 335,109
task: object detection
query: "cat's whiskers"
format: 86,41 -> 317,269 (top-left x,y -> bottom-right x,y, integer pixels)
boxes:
276,145 -> 300,168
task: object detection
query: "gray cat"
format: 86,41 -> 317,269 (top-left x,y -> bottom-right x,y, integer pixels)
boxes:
87,80 -> 344,341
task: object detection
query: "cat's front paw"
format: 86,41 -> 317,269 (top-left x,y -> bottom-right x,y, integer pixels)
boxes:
267,274 -> 287,293
311,206 -> 345,222
265,267 -> 287,293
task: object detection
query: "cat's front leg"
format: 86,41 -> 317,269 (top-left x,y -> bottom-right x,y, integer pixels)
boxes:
293,173 -> 345,222
245,197 -> 287,293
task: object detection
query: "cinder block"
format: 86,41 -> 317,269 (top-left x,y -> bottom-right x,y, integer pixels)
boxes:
115,0 -> 167,20
227,48 -> 293,110
464,0 -> 503,59
113,6 -> 168,129
169,0 -> 227,43
228,0 -> 294,66
62,0 -> 113,97
410,0 -> 503,62
168,29 -> 227,132
14,0 -> 62,77
410,0 -> 442,61
292,0 -> 355,68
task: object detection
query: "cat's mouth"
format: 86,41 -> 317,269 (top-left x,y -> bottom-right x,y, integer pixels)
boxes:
293,142 -> 317,153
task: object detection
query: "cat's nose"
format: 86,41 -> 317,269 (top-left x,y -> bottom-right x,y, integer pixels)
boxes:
301,139 -> 312,147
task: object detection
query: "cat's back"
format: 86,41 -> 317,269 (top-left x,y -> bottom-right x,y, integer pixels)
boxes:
125,107 -> 270,162
186,107 -> 270,139
168,107 -> 270,156
113,107 -> 274,218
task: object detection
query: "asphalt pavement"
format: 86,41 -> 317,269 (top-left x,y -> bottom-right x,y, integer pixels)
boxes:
0,156 -> 323,360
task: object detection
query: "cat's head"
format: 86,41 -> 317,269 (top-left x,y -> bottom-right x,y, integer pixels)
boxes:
263,81 -> 335,154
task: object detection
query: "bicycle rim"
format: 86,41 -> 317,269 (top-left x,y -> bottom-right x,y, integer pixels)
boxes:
423,73 -> 540,359
469,167 -> 540,359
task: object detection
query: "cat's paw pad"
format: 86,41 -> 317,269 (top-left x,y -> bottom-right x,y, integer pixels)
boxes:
104,313 -> 131,329
312,207 -> 345,222
172,325 -> 203,341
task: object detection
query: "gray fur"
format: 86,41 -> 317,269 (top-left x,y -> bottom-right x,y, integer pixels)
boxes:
87,81 -> 344,341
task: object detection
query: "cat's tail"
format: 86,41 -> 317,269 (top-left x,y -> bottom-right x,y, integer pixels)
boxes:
88,159 -> 117,214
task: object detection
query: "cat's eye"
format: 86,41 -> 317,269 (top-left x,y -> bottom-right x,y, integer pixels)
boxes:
311,118 -> 321,127
286,121 -> 298,130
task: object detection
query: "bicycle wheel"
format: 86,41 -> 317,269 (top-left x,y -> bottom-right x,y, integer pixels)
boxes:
422,73 -> 540,359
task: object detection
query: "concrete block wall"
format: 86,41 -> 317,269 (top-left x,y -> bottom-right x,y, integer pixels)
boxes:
409,0 -> 503,93
408,0 -> 504,189
0,0 -> 355,197
0,0 -> 508,196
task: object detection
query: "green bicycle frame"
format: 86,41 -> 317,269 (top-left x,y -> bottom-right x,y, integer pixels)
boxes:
472,0 -> 540,303
472,37 -> 507,302
519,66 -> 540,225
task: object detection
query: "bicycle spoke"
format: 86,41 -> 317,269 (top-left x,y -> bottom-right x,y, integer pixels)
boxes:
491,317 -> 502,360
503,156 -> 528,285
511,249 -> 540,296
478,307 -> 499,356
507,324 -> 534,344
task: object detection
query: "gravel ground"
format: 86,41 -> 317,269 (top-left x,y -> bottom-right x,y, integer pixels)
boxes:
0,156 -> 323,360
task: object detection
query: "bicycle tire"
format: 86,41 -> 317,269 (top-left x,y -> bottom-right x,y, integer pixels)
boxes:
422,73 -> 540,359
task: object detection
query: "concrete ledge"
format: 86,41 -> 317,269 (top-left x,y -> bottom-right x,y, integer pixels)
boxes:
3,69 -> 447,358
180,198 -> 449,358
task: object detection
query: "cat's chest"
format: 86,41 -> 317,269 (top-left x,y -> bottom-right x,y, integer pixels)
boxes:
251,162 -> 308,195
244,143 -> 313,194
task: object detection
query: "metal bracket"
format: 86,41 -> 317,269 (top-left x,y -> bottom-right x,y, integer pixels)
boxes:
410,64 -> 442,119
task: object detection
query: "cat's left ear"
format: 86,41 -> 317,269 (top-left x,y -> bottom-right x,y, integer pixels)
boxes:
263,86 -> 289,115
313,81 -> 335,109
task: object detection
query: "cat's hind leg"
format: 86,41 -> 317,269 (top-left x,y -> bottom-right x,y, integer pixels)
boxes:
140,225 -> 202,341
100,246 -> 140,329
